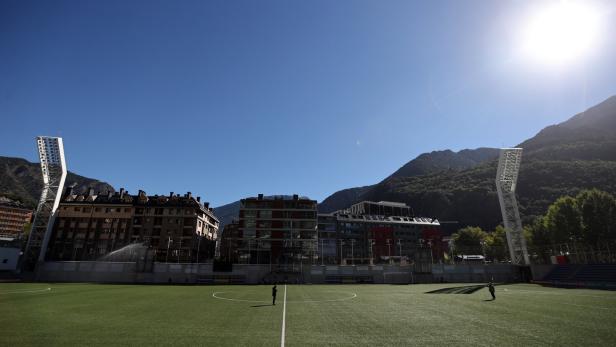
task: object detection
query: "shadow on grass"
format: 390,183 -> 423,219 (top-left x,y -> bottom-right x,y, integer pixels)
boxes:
425,285 -> 486,294
250,304 -> 273,308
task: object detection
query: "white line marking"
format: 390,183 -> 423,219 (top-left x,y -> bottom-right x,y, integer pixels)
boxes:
562,302 -> 611,310
0,287 -> 51,295
502,288 -> 616,299
211,291 -> 357,303
281,284 -> 287,347
291,293 -> 357,303
212,292 -> 269,303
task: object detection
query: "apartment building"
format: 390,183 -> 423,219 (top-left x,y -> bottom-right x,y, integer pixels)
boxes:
229,194 -> 318,266
0,197 -> 33,237
47,188 -> 219,262
318,201 -> 444,266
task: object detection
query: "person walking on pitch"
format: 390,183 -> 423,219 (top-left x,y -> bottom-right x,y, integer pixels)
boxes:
272,285 -> 278,305
487,281 -> 496,300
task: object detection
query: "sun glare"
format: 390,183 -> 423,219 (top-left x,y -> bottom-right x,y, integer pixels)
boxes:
520,2 -> 602,67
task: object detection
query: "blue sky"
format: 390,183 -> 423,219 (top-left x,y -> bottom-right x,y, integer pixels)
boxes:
1,0 -> 615,206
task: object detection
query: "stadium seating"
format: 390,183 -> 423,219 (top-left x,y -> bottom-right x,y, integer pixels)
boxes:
542,264 -> 616,286
573,264 -> 616,282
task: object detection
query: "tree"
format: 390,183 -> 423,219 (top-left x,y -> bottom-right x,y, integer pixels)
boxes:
485,225 -> 509,262
452,226 -> 486,255
544,196 -> 582,246
524,216 -> 552,263
576,189 -> 616,245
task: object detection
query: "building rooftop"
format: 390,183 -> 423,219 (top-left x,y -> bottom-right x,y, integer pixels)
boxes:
61,188 -> 218,221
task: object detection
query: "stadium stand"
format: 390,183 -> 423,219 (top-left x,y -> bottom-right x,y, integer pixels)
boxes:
538,264 -> 616,289
197,275 -> 246,284
325,275 -> 374,284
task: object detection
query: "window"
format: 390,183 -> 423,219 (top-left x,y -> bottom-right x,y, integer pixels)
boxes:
75,207 -> 81,212
124,208 -> 131,213
245,218 -> 256,228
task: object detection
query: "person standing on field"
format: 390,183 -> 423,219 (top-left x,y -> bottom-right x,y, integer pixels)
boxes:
487,281 -> 496,300
272,285 -> 278,305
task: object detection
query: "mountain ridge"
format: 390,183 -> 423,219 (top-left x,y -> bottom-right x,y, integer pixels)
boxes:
213,95 -> 616,231
0,156 -> 115,208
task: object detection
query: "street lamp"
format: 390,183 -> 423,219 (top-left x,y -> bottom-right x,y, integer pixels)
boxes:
196,234 -> 202,264
177,237 -> 182,263
427,239 -> 433,265
321,238 -> 324,266
350,239 -> 356,266
368,239 -> 375,265
166,237 -> 172,263
339,239 -> 344,265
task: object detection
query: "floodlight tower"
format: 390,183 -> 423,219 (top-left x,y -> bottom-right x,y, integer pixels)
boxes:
495,148 -> 529,265
22,137 -> 67,271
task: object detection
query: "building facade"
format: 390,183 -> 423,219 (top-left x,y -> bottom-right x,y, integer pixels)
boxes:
47,188 -> 219,263
0,198 -> 33,237
318,201 -> 444,266
221,194 -> 318,267
219,198 -> 445,268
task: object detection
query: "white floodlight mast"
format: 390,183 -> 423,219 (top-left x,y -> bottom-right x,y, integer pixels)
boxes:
23,137 -> 67,269
496,148 -> 530,265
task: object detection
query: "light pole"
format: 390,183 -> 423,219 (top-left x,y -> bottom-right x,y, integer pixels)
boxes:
321,238 -> 324,266
256,239 -> 260,264
196,234 -> 202,264
248,238 -> 252,265
386,239 -> 392,264
368,239 -> 374,265
427,240 -> 433,265
177,237 -> 182,263
397,240 -> 402,264
480,240 -> 487,264
227,238 -> 231,262
350,239 -> 355,266
166,236 -> 172,263
339,239 -> 344,265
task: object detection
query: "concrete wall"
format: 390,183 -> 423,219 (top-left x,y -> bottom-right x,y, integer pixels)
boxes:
37,261 -> 520,284
530,264 -> 554,281
431,264 -> 519,283
0,247 -> 20,271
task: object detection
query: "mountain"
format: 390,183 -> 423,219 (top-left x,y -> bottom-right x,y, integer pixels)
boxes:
212,200 -> 241,229
213,148 -> 501,228
323,95 -> 616,233
214,96 -> 616,233
388,148 -> 499,179
316,185 -> 374,216
318,148 -> 499,214
0,156 -> 115,208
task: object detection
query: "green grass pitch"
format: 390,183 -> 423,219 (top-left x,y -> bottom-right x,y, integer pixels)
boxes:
1,282 -> 615,346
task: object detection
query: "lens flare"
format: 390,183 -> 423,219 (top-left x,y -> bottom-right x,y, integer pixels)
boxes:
520,2 -> 602,67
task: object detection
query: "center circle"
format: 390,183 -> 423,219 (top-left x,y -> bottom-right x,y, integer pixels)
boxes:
212,291 -> 357,303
